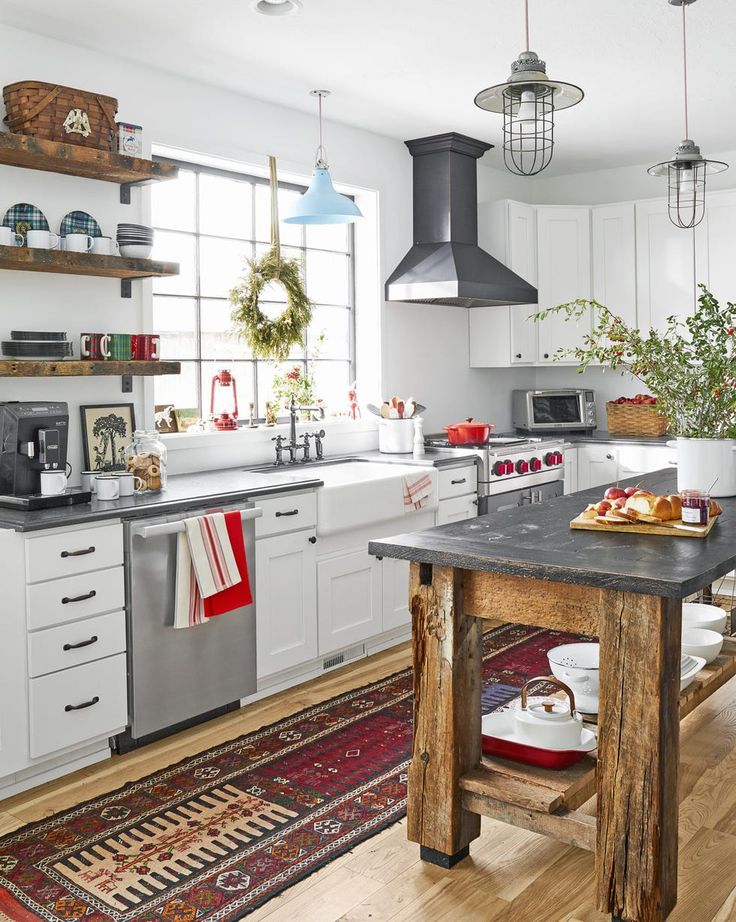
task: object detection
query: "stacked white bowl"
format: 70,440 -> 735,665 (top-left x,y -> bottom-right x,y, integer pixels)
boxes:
681,602 -> 726,664
117,223 -> 154,258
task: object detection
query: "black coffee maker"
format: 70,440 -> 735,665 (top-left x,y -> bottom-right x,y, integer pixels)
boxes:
0,402 -> 90,510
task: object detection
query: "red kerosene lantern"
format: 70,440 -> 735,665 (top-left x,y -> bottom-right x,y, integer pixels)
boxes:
210,369 -> 239,431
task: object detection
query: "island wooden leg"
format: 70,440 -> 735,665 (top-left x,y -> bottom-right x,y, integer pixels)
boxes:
596,591 -> 682,922
407,561 -> 482,868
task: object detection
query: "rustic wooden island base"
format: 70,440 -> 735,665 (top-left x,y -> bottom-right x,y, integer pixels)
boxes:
369,470 -> 736,922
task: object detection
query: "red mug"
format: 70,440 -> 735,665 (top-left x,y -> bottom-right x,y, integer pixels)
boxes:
80,332 -> 110,360
132,334 -> 160,361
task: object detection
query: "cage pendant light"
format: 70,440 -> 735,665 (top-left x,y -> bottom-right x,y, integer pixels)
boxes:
648,0 -> 727,229
284,90 -> 363,225
474,0 -> 583,176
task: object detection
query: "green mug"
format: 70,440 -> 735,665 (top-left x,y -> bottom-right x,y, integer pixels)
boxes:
108,333 -> 132,361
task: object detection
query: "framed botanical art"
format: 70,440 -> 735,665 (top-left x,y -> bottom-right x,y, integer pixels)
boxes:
80,403 -> 136,472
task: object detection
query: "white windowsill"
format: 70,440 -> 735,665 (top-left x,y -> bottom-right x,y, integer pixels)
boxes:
160,417 -> 378,451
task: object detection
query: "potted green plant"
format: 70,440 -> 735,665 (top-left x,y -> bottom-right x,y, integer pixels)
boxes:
535,285 -> 736,496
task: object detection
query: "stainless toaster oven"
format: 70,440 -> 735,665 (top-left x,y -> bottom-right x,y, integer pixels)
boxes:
512,388 -> 597,432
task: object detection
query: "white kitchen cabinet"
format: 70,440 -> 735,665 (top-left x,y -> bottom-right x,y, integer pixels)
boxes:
536,206 -> 592,362
381,557 -> 411,632
436,493 -> 478,524
563,447 -> 579,494
0,530 -> 29,780
577,443 -> 619,491
635,198 -> 706,331
318,549 -> 383,656
699,190 -> 736,305
256,529 -> 318,679
617,444 -> 676,482
592,203 -> 637,327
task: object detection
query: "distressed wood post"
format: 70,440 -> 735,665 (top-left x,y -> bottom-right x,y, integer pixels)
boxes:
596,591 -> 682,921
407,561 -> 482,868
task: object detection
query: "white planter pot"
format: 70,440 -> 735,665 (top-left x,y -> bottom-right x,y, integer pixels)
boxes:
667,437 -> 736,497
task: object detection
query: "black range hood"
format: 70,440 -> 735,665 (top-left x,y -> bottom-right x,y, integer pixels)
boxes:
385,132 -> 538,308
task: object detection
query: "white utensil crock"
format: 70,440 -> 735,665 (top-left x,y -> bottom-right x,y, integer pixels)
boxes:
378,418 -> 414,454
667,437 -> 736,497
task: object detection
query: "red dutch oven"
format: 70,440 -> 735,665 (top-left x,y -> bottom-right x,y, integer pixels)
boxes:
444,417 -> 495,445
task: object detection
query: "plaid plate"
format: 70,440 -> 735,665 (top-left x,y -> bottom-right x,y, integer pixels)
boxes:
2,202 -> 49,241
59,210 -> 103,238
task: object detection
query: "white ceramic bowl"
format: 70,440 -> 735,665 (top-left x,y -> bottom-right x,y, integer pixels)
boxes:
547,643 -> 600,714
119,244 -> 152,259
682,627 -> 724,664
682,602 -> 728,634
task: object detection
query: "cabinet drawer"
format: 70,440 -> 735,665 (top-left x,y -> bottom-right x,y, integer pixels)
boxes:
28,610 -> 126,678
25,523 -> 123,584
436,494 -> 478,526
255,492 -> 317,538
438,465 -> 477,500
29,653 -> 128,759
26,565 -> 125,631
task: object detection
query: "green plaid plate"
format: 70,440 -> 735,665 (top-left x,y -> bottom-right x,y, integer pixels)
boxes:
59,210 -> 102,238
2,203 -> 49,242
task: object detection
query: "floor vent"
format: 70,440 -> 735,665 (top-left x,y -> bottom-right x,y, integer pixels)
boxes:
322,643 -> 366,671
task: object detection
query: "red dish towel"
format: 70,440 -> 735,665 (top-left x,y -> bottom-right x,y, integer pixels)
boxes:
403,472 -> 433,510
204,509 -> 253,617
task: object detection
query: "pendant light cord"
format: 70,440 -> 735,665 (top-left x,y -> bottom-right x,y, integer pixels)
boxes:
524,0 -> 530,50
316,92 -> 328,168
682,0 -> 689,138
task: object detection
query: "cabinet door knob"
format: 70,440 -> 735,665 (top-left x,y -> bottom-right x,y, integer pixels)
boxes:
543,353 -> 550,359
515,353 -> 522,359
606,453 -> 614,460
376,555 -> 384,561
308,535 -> 317,544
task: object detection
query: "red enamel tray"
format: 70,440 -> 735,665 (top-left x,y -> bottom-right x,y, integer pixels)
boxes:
481,712 -> 597,770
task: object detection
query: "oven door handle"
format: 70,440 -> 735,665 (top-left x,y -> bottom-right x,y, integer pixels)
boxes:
136,508 -> 263,539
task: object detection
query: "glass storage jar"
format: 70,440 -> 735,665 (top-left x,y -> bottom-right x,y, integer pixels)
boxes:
125,429 -> 167,492
681,489 -> 710,525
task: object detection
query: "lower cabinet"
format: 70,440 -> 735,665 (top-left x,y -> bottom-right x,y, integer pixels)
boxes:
563,447 -> 579,495
574,442 -> 677,492
317,550 -> 383,656
577,444 -> 619,491
256,529 -> 318,679
381,557 -> 411,632
436,493 -> 478,525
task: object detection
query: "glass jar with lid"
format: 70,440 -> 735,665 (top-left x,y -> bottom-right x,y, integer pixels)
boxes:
124,430 -> 167,492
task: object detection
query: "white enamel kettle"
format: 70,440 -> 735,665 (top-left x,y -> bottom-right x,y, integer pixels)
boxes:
513,677 -> 584,750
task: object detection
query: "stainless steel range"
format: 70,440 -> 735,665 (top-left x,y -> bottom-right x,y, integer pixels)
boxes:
425,434 -> 567,514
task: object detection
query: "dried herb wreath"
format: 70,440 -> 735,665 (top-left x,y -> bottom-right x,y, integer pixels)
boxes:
230,157 -> 312,361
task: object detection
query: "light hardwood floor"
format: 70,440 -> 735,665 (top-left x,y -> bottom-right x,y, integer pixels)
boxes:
2,635 -> 736,922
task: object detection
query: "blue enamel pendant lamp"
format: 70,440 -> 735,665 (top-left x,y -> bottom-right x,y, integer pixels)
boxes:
284,90 -> 363,225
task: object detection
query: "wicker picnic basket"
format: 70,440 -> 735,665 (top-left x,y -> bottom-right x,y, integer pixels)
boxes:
3,81 -> 118,151
606,401 -> 669,437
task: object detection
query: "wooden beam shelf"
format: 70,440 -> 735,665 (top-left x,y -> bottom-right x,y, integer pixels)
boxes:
0,360 -> 180,378
0,132 -> 178,193
0,245 -> 178,280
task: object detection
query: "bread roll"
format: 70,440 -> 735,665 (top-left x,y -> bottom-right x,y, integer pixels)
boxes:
624,493 -> 673,521
667,494 -> 682,520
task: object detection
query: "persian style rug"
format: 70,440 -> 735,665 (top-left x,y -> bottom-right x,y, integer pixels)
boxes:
0,623 -> 588,922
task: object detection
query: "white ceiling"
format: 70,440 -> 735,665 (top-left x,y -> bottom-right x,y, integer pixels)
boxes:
2,0 -> 735,175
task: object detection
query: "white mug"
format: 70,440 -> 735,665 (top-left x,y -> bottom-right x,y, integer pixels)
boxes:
80,470 -> 98,492
113,472 -> 145,496
27,230 -> 61,250
63,233 -> 94,253
95,475 -> 120,501
91,236 -> 119,256
0,226 -> 23,247
39,470 -> 68,496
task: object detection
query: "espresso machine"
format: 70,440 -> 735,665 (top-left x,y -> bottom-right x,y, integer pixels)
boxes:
0,402 -> 90,510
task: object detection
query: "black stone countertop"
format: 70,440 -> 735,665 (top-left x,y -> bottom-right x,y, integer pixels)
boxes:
0,449 -> 478,533
369,470 -> 735,598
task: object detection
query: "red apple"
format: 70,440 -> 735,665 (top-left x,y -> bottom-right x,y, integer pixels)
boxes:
596,500 -> 612,513
604,487 -> 627,501
624,486 -> 640,497
612,496 -> 627,509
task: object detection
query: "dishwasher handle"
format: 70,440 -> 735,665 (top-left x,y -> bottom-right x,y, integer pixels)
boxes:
136,507 -> 263,540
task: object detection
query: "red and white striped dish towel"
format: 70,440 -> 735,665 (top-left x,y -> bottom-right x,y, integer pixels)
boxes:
174,513 -> 242,629
403,472 -> 433,511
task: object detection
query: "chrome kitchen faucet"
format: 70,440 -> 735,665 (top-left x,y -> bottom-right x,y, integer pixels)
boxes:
271,396 -> 325,465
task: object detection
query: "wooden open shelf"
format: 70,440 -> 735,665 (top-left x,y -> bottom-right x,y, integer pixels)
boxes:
0,132 -> 178,190
0,245 -> 178,280
462,636 -> 736,853
0,360 -> 180,378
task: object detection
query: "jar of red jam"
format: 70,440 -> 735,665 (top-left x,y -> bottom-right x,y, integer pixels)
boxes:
681,489 -> 710,525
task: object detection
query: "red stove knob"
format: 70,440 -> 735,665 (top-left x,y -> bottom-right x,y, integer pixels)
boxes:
530,457 -> 542,472
516,459 -> 529,474
556,451 -> 564,465
492,460 -> 507,476
504,460 -> 514,475
544,452 -> 558,466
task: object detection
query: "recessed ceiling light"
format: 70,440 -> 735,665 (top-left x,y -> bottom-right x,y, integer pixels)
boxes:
250,0 -> 302,16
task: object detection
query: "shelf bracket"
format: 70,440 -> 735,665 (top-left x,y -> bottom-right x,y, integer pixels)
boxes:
120,183 -> 133,205
121,375 -> 133,394
121,279 -> 132,298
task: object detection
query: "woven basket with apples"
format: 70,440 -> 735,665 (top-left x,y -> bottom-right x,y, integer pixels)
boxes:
606,395 -> 669,437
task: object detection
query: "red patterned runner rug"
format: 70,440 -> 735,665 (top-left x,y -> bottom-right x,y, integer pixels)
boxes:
0,623 -> 588,921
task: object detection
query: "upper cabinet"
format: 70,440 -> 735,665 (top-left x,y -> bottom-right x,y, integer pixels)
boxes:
592,203 -> 637,327
697,190 -> 736,305
536,206 -> 592,363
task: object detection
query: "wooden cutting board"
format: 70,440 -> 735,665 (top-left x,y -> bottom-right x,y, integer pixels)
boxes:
570,513 -> 719,538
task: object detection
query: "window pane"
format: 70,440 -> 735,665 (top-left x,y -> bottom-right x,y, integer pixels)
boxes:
153,361 -> 199,412
201,361 -> 255,422
306,250 -> 350,305
153,296 -> 197,359
306,222 -> 349,253
253,244 -> 304,303
200,237 -> 252,298
201,299 -> 250,360
257,361 -> 308,418
151,169 -> 196,232
312,361 -> 351,411
255,184 -> 303,248
199,174 -> 253,239
152,231 -> 197,295
308,306 -> 350,359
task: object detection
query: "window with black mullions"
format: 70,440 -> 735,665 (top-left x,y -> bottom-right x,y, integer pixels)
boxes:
150,157 -> 356,423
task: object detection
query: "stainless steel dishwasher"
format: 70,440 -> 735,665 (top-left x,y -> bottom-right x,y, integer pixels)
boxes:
114,501 -> 260,751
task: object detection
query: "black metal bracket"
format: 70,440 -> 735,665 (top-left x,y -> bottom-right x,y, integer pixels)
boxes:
419,562 -> 433,585
419,845 -> 469,869
121,375 -> 133,394
121,279 -> 132,298
120,183 -> 132,204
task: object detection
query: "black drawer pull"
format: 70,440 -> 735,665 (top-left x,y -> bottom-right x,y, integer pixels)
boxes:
450,478 -> 467,485
65,696 -> 99,712
60,546 -> 96,558
275,509 -> 299,517
63,635 -> 98,652
62,590 -> 97,605
308,536 -> 317,544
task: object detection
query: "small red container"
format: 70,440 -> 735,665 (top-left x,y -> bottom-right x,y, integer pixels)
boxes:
481,733 -> 588,770
444,417 -> 495,445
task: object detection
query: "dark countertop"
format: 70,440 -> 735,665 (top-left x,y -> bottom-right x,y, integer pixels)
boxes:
369,470 -> 734,598
0,449 -> 477,533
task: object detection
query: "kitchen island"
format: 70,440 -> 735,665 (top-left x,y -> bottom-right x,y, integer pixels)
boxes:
369,469 -> 736,922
